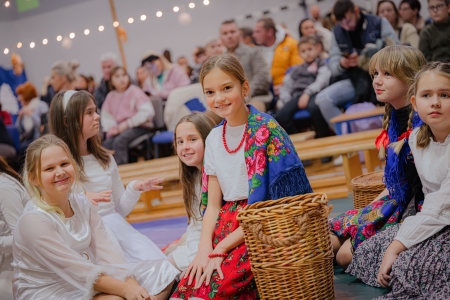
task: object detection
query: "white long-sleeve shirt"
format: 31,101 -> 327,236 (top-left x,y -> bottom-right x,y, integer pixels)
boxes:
395,128 -> 450,248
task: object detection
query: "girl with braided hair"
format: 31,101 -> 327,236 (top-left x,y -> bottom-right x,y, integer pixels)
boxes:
329,45 -> 426,269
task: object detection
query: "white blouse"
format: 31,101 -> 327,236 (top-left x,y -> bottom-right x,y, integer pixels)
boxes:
12,193 -> 179,300
0,173 -> 29,271
395,128 -> 450,248
204,124 -> 249,201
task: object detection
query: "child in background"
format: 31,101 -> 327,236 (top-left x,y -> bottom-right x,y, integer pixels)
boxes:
12,135 -> 177,300
171,55 -> 312,299
330,46 -> 426,268
275,35 -> 331,139
50,90 -> 166,263
101,66 -> 155,165
168,113 -> 215,271
418,0 -> 450,62
348,62 -> 450,299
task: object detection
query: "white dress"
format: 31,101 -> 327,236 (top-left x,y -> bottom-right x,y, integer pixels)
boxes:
171,180 -> 202,271
81,154 -> 166,262
12,193 -> 179,300
0,174 -> 30,300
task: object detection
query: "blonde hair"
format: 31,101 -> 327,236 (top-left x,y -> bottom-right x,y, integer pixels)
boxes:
173,112 -> 216,222
52,60 -> 79,83
409,62 -> 450,148
368,45 -> 426,157
23,134 -> 81,220
199,54 -> 248,91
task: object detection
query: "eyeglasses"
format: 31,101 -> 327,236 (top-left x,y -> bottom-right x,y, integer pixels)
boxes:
428,3 -> 446,12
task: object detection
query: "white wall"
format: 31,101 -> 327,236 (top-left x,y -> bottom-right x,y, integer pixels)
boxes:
0,0 -> 431,89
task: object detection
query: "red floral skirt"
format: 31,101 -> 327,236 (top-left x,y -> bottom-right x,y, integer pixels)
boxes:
170,199 -> 258,300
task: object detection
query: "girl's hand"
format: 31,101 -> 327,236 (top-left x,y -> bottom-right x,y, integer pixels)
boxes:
195,256 -> 225,289
86,191 -> 112,206
133,178 -> 164,192
184,246 -> 212,286
118,121 -> 129,134
123,284 -> 152,300
108,127 -> 119,137
377,241 -> 405,288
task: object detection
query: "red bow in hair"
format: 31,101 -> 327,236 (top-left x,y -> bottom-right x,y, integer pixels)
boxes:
397,129 -> 412,141
375,130 -> 389,150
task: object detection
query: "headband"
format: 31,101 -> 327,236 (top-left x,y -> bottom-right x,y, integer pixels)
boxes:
63,90 -> 77,111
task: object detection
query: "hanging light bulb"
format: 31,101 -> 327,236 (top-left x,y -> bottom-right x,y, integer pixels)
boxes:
173,6 -> 179,12
128,17 -> 134,24
4,48 -> 9,55
56,35 -> 62,41
113,21 -> 119,27
140,14 -> 147,21
156,11 -> 162,17
189,3 -> 195,8
30,42 -> 35,48
69,32 -> 75,39
4,1 -> 10,8
203,0 -> 210,5
99,25 -> 105,32
42,39 -> 48,45
17,42 -> 22,48
84,29 -> 90,35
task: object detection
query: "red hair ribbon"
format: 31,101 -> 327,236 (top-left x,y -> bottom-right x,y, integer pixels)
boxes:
375,130 -> 389,150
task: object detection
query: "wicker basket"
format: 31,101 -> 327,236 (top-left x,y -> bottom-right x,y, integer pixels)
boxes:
237,193 -> 334,300
351,171 -> 385,209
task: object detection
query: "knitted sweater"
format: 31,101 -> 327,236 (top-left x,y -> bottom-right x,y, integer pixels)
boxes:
419,20 -> 450,63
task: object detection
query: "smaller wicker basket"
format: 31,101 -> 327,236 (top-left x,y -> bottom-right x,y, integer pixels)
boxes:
237,193 -> 334,300
351,171 -> 385,209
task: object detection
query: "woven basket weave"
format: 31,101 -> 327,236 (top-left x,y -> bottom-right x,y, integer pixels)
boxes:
237,193 -> 334,300
351,171 -> 385,209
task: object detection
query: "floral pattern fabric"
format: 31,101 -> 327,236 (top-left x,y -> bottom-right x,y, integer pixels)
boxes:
171,200 -> 258,300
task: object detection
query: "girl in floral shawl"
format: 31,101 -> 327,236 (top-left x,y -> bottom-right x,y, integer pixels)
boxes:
329,46 -> 426,269
170,55 -> 311,300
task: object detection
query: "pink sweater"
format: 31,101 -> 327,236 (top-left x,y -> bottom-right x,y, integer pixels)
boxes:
101,85 -> 155,132
145,66 -> 190,99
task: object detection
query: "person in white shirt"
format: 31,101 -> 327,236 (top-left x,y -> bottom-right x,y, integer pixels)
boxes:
12,134 -> 178,299
49,90 -> 166,263
0,157 -> 30,300
347,62 -> 450,298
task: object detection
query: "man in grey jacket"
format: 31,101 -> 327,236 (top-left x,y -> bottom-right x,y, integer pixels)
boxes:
220,20 -> 271,111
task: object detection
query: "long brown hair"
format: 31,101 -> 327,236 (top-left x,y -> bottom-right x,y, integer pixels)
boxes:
173,112 -> 215,221
49,90 -> 111,181
0,156 -> 22,184
368,45 -> 426,157
199,54 -> 248,91
23,134 -> 82,220
409,62 -> 450,148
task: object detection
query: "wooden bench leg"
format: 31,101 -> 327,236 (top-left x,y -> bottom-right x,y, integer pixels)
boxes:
342,153 -> 363,190
363,149 -> 381,173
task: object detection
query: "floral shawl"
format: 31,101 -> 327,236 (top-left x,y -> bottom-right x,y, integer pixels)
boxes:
201,105 -> 312,212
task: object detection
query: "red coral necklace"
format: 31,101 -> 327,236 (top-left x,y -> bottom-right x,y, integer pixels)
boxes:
222,120 -> 248,153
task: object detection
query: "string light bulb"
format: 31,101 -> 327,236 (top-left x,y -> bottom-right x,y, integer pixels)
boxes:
99,25 -> 105,32
128,17 -> 134,24
156,11 -> 162,17
140,14 -> 146,21
203,0 -> 210,5
189,3 -> 195,8
4,48 -> 9,55
17,42 -> 22,48
113,21 -> 119,27
30,42 -> 35,49
4,1 -> 10,8
84,29 -> 90,35
69,32 -> 75,39
42,39 -> 48,45
56,35 -> 62,41
173,6 -> 179,12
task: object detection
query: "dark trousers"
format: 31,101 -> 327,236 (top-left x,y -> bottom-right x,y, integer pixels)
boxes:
103,127 -> 150,165
275,93 -> 330,138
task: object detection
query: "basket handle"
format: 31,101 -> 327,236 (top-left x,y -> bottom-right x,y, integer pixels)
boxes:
244,210 -> 321,248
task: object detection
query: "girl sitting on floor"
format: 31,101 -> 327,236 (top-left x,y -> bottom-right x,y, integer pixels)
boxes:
348,61 -> 450,299
49,90 -> 166,263
170,54 -> 312,299
167,112 -> 215,271
101,66 -> 155,165
329,45 -> 426,268
12,134 -> 178,300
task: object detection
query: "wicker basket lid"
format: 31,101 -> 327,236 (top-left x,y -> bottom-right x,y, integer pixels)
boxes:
351,171 -> 384,188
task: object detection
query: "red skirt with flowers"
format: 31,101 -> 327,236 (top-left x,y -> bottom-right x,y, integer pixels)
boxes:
170,200 -> 258,300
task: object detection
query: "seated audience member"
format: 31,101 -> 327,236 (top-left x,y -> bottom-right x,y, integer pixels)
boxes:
141,51 -> 191,100
253,17 -> 303,95
86,76 -> 96,94
399,0 -> 426,32
177,56 -> 189,67
136,66 -> 151,94
191,47 -> 208,84
39,76 -> 55,106
0,104 -> 12,125
275,35 -> 331,139
419,0 -> 450,62
315,0 -> 398,131
49,60 -> 78,94
93,52 -> 118,110
15,82 -> 48,152
74,74 -> 89,91
101,66 -> 155,165
377,0 -> 420,48
12,135 -> 178,300
0,157 -> 29,300
0,118 -> 16,159
205,39 -> 224,57
299,18 -> 333,53
220,20 -> 271,111
310,4 -> 334,30
240,27 -> 256,46
163,49 -> 172,63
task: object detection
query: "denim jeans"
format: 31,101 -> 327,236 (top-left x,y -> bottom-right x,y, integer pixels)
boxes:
315,79 -> 355,131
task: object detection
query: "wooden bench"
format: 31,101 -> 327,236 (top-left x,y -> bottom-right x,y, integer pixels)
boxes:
330,106 -> 385,135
